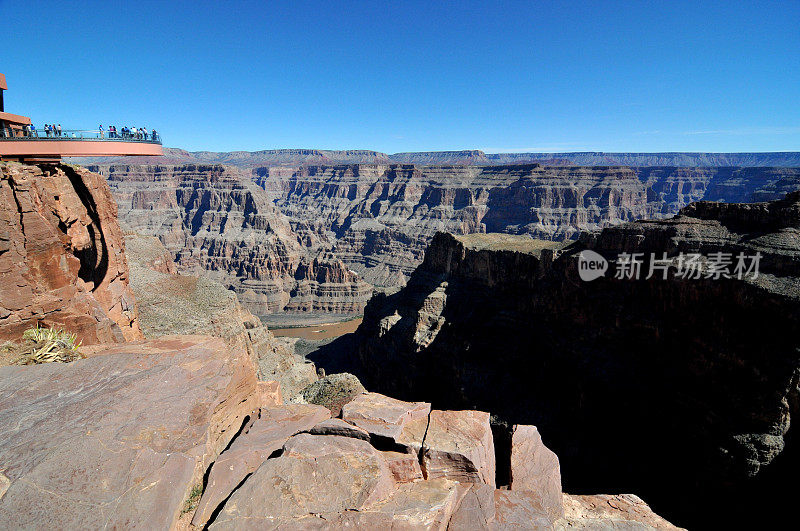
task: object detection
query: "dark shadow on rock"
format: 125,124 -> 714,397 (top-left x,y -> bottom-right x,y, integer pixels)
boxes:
305,332 -> 368,380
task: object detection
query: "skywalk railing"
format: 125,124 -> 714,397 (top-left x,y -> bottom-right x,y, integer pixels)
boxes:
0,128 -> 161,143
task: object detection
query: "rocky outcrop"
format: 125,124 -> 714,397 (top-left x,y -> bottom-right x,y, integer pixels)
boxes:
0,162 -> 141,344
94,164 -> 372,315
124,232 -> 318,397
194,391 -> 676,529
0,336 -> 678,529
0,335 -> 258,529
354,191 -> 800,528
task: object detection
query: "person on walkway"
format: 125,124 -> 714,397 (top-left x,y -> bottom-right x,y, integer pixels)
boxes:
44,124 -> 50,137
142,127 -> 148,139
30,124 -> 37,137
56,124 -> 62,137
99,125 -> 104,139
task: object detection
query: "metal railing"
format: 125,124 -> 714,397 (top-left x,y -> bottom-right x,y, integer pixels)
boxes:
0,128 -> 161,143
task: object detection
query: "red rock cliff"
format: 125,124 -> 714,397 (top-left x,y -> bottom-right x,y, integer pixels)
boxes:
0,162 -> 142,344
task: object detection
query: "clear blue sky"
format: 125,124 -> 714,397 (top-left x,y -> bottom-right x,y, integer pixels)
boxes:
2,0 -> 798,153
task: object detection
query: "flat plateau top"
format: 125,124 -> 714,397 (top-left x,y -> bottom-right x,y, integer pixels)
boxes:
455,233 -> 563,254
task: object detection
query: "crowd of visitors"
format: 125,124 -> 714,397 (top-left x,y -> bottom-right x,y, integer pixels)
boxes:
101,125 -> 158,141
10,123 -> 159,142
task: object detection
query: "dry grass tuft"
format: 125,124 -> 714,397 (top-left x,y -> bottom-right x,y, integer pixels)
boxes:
7,326 -> 85,365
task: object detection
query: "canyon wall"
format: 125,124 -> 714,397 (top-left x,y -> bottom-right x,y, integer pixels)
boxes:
70,148 -> 800,168
93,164 -> 372,315
257,163 -> 800,286
0,162 -> 141,344
96,162 -> 800,310
352,192 -> 800,528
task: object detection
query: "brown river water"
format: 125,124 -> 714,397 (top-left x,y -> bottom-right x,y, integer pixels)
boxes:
269,318 -> 363,340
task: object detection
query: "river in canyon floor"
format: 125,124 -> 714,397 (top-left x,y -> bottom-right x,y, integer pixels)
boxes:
260,313 -> 363,340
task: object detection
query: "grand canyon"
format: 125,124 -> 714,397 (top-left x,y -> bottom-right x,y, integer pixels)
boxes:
2,152 -> 799,529
2,2 -> 797,528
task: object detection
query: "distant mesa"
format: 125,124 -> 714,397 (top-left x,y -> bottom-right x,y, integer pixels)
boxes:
69,146 -> 800,168
0,73 -> 162,163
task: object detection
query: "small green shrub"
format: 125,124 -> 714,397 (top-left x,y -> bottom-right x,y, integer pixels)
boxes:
181,484 -> 203,515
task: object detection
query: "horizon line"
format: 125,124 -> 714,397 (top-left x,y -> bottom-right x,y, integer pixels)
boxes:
165,147 -> 800,155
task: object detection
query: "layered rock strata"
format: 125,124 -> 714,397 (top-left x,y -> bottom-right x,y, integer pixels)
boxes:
94,164 -> 372,315
257,163 -> 800,287
0,162 -> 141,344
355,192 -> 800,527
68,147 -> 800,168
256,163 -> 661,286
97,162 -> 800,295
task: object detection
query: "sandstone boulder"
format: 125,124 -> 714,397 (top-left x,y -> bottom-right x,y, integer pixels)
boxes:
0,335 -> 257,529
398,409 -> 496,487
0,162 -> 141,344
510,424 -> 564,519
341,391 -> 431,442
192,404 -> 331,526
210,434 -> 395,529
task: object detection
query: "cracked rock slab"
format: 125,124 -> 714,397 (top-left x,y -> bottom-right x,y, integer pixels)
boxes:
399,409 -> 496,487
510,424 -> 564,519
192,404 -> 331,527
341,391 -> 431,442
209,434 -> 396,529
0,335 -> 258,529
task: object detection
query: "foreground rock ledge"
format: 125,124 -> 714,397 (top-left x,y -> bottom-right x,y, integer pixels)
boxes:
0,335 -> 258,529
